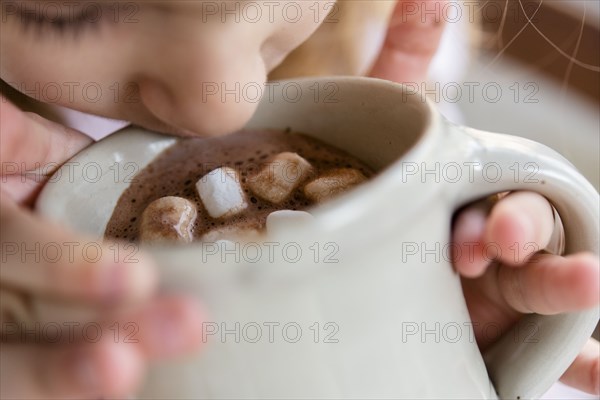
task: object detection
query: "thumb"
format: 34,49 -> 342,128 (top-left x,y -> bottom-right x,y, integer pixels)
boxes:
0,96 -> 92,205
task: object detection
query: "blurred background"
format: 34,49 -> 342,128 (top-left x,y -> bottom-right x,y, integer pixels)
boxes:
433,0 -> 598,187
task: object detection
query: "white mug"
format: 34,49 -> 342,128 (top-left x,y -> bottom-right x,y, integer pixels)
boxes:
36,77 -> 599,399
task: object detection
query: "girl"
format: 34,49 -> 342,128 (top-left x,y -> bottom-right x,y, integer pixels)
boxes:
1,1 -> 598,398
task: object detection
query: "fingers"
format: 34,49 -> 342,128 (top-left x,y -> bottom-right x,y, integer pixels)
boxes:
30,296 -> 205,360
485,192 -> 555,266
560,338 -> 600,395
452,200 -> 492,277
453,192 -> 555,276
368,0 -> 446,83
0,295 -> 205,399
0,96 -> 92,204
0,340 -> 144,400
497,252 -> 600,314
0,198 -> 156,305
126,295 -> 206,359
455,191 -> 598,396
0,96 -> 92,167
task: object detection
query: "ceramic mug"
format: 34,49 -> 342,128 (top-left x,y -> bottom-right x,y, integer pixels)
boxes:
35,77 -> 599,399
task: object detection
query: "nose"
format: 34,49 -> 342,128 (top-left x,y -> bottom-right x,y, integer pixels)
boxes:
134,25 -> 268,137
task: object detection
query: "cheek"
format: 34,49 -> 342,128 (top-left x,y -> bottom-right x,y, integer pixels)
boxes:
0,0 -> 328,137
0,27 -> 134,117
261,3 -> 328,71
0,25 -> 267,137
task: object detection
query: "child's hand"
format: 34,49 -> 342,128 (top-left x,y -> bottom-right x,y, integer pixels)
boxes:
453,193 -> 599,395
0,98 -> 204,399
369,1 -> 599,395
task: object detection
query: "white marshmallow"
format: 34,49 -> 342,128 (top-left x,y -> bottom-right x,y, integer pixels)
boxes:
304,168 -> 367,203
266,210 -> 314,235
248,152 -> 313,204
139,196 -> 197,243
196,167 -> 248,218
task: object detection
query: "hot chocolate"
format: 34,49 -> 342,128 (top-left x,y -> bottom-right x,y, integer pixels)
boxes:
104,129 -> 374,243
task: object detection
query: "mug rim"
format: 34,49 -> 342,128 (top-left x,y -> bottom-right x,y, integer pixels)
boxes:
36,76 -> 445,241
296,77 -> 445,233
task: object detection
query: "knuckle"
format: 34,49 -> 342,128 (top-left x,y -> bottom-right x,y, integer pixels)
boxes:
536,266 -> 556,313
498,267 -> 532,313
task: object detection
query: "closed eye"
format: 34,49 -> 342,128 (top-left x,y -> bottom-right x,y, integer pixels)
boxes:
4,1 -> 116,37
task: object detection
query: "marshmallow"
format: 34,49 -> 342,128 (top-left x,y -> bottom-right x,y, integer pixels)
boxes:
248,152 -> 313,204
304,168 -> 367,203
266,210 -> 314,235
196,167 -> 247,218
139,196 -> 197,243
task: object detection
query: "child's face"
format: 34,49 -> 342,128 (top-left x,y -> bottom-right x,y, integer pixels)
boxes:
0,1 -> 327,136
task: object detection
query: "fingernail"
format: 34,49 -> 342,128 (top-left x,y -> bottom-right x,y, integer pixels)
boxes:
453,209 -> 488,276
458,208 -> 487,241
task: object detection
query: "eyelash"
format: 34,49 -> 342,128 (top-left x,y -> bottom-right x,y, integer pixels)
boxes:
12,5 -> 106,36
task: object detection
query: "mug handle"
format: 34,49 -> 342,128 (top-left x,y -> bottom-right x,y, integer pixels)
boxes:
453,126 -> 599,399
